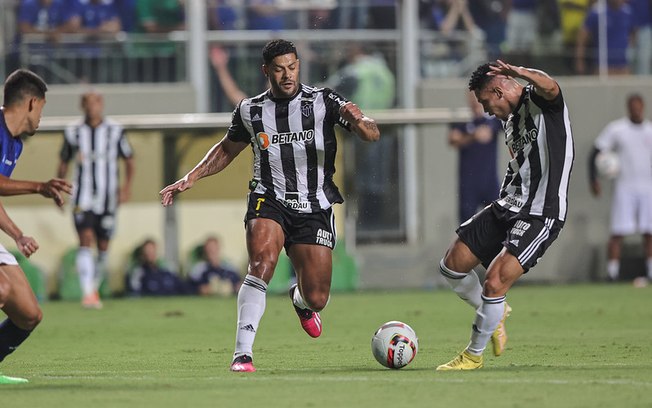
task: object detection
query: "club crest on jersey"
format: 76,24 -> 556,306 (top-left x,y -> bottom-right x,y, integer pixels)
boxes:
301,104 -> 313,117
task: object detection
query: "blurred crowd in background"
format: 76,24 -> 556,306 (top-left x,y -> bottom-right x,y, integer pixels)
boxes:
0,0 -> 650,110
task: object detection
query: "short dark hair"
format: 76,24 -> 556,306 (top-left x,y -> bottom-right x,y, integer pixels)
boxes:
468,63 -> 494,92
627,93 -> 644,105
3,69 -> 48,107
262,39 -> 298,65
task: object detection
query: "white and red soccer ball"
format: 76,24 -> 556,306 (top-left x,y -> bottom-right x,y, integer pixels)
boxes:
371,321 -> 418,369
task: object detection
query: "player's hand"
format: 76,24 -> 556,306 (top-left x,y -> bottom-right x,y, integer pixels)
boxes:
39,178 -> 72,207
119,186 -> 131,204
488,59 -> 522,78
340,102 -> 364,124
590,180 -> 601,197
159,176 -> 194,207
16,235 -> 39,258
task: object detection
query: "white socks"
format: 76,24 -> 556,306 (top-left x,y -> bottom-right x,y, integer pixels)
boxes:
467,295 -> 506,355
607,259 -> 619,280
439,259 -> 482,309
234,275 -> 267,358
95,251 -> 108,289
292,285 -> 309,310
76,247 -> 95,297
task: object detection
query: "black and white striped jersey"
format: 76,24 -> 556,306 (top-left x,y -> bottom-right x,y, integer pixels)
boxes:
227,84 -> 352,213
497,84 -> 575,222
60,118 -> 133,215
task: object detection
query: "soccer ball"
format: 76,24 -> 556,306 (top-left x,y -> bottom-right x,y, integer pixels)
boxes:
371,321 -> 418,369
595,151 -> 620,179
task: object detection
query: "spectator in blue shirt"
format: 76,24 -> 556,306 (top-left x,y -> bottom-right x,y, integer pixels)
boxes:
126,239 -> 187,296
448,90 -> 502,223
630,0 -> 652,75
575,0 -> 634,75
188,236 -> 242,296
18,0 -> 81,45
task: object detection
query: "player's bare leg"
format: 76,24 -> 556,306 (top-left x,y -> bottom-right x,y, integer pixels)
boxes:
287,244 -> 332,338
0,265 -> 42,384
231,218 -> 285,372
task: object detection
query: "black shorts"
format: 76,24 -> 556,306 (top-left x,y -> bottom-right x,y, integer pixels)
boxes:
245,193 -> 336,251
456,203 -> 564,272
73,210 -> 116,241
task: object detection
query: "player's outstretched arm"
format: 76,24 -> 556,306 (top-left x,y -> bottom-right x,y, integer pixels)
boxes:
489,60 -> 559,101
159,136 -> 248,207
0,201 -> 38,257
0,175 -> 72,207
340,102 -> 380,142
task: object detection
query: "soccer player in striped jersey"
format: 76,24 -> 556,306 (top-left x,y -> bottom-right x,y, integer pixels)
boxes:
160,39 -> 380,372
57,90 -> 134,309
0,69 -> 72,384
437,60 -> 575,370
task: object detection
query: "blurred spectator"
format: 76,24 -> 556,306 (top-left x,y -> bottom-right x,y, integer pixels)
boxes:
558,0 -> 592,73
246,0 -> 285,30
209,46 -> 247,107
76,0 -> 122,36
126,239 -> 187,296
132,0 -> 185,82
325,43 -> 395,110
630,0 -> 652,75
422,0 -> 478,36
503,0 -> 539,65
18,0 -> 81,43
575,0 -> 634,75
367,0 -> 397,29
136,0 -> 185,33
187,236 -> 242,296
208,0 -> 240,30
448,91 -> 501,223
115,0 -> 137,32
468,0 -> 507,60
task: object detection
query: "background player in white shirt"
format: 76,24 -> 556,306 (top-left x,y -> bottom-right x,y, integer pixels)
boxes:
589,94 -> 652,283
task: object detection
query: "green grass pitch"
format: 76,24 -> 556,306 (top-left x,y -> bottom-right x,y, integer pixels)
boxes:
1,284 -> 651,407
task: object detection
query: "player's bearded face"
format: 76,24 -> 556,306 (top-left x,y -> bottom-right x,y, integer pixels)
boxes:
266,54 -> 300,98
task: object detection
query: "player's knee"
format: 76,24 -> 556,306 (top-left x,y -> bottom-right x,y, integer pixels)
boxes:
0,278 -> 10,307
303,290 -> 329,312
248,255 -> 278,282
17,306 -> 43,331
483,274 -> 507,298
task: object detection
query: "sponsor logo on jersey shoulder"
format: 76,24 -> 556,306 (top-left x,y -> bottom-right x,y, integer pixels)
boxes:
327,92 -> 347,107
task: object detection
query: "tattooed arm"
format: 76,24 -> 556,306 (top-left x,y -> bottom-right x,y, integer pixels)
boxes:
489,59 -> 560,101
340,102 -> 380,142
160,136 -> 248,207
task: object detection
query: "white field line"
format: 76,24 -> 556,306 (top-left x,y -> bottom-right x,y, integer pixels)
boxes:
35,374 -> 652,388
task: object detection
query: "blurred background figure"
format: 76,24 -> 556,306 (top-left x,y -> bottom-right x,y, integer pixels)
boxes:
629,0 -> 652,75
575,0 -> 634,75
126,239 -> 187,296
209,46 -> 247,107
447,90 -> 501,223
58,90 -> 134,309
558,0 -> 591,74
589,94 -> 652,283
187,236 -> 242,296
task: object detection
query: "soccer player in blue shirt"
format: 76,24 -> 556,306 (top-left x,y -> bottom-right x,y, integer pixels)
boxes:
0,69 -> 72,384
